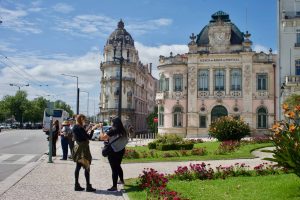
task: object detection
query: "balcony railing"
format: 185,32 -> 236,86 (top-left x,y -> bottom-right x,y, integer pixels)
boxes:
285,75 -> 300,86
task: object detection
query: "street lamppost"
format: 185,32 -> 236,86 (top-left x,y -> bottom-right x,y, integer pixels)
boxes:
9,83 -> 29,91
113,33 -> 130,119
61,74 -> 79,115
80,90 -> 89,117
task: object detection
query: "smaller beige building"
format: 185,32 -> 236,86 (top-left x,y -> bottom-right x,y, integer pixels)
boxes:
99,20 -> 157,133
156,11 -> 277,137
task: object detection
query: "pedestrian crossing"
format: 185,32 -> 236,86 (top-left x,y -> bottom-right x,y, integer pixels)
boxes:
0,154 -> 39,165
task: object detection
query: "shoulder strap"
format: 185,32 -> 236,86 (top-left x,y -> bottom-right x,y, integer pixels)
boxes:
108,136 -> 121,145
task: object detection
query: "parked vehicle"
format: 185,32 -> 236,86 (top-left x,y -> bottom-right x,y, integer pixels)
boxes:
42,109 -> 69,133
91,125 -> 111,141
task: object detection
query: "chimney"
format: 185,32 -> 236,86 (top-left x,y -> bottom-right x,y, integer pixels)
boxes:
149,63 -> 152,75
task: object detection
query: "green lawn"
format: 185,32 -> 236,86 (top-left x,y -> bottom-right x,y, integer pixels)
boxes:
125,174 -> 300,200
123,142 -> 273,163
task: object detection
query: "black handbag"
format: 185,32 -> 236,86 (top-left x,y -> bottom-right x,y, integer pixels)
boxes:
102,136 -> 120,157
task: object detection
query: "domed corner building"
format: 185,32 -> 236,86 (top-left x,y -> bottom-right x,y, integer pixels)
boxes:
99,20 -> 157,134
156,11 -> 277,138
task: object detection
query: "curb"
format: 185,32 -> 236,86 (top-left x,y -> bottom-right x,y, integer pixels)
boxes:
0,155 -> 46,197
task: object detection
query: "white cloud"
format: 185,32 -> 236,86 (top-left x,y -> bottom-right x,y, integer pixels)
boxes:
0,6 -> 42,34
0,50 -> 102,115
253,44 -> 271,53
0,42 -> 16,52
53,3 -> 74,14
135,42 -> 188,78
54,15 -> 173,38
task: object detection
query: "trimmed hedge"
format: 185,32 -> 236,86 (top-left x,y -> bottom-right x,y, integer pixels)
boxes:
156,143 -> 194,151
148,142 -> 157,149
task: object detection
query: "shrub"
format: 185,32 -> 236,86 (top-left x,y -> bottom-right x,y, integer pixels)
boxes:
148,142 -> 157,149
189,138 -> 204,144
173,166 -> 194,180
191,147 -> 207,156
215,140 -> 240,155
124,149 -> 139,159
179,149 -> 189,156
209,116 -> 250,141
268,104 -> 300,177
157,143 -> 194,151
155,134 -> 184,144
190,163 -> 214,180
250,136 -> 272,144
162,152 -> 176,158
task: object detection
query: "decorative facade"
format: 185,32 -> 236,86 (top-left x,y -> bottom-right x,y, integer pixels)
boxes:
156,11 -> 276,137
99,20 -> 157,133
278,0 -> 300,119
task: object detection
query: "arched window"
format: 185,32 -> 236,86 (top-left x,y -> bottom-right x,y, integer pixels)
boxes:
257,107 -> 268,129
158,106 -> 164,127
173,106 -> 182,127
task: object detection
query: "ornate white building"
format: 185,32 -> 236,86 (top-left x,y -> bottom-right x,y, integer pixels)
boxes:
156,11 -> 276,137
99,20 -> 157,133
278,0 -> 300,118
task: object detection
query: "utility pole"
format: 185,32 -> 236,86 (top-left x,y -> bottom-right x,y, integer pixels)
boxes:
9,83 -> 29,91
61,74 -> 79,114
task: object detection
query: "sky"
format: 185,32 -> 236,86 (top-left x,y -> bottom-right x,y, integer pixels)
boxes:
0,0 -> 277,116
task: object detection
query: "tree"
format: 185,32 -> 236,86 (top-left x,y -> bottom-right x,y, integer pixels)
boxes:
147,107 -> 158,133
54,100 -> 74,116
284,94 -> 300,107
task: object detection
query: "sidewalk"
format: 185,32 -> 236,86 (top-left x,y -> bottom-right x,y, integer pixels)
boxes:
0,140 -> 274,200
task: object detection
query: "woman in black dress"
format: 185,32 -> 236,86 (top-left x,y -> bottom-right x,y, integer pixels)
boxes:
100,117 -> 128,191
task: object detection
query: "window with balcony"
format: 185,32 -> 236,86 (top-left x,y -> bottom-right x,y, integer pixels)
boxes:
257,74 -> 268,91
198,70 -> 209,91
257,107 -> 268,129
296,59 -> 300,75
173,106 -> 182,127
214,69 -> 225,91
174,74 -> 183,91
158,106 -> 164,127
230,69 -> 241,90
199,115 -> 206,128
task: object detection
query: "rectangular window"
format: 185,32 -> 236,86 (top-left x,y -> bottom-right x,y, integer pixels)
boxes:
258,115 -> 267,128
296,60 -> 300,75
214,69 -> 225,91
174,74 -> 183,91
165,78 -> 169,91
198,70 -> 209,91
199,115 -> 206,128
159,113 -> 164,127
257,74 -> 268,91
230,69 -> 242,91
297,33 -> 300,44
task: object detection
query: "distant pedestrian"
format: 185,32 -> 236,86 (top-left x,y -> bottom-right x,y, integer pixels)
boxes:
72,114 -> 98,192
100,117 -> 128,192
60,121 -> 71,160
68,119 -> 75,157
52,120 -> 59,156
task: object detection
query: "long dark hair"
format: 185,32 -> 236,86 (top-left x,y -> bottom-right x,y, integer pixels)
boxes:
111,117 -> 127,137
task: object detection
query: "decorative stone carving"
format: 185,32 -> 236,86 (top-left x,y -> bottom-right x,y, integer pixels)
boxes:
244,65 -> 251,94
188,66 -> 196,94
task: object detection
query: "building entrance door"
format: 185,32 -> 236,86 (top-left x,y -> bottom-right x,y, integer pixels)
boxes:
211,105 -> 228,122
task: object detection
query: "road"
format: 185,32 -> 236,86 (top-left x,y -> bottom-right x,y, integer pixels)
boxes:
0,129 -> 48,182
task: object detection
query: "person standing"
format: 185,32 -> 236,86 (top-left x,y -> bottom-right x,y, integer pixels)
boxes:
52,120 -> 60,156
68,119 -> 75,157
72,114 -> 98,192
100,117 -> 128,192
60,121 -> 70,160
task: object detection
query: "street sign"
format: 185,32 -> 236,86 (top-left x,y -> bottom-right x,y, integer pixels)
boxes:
153,117 -> 158,123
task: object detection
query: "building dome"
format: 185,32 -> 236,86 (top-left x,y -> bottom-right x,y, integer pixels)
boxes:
196,11 -> 244,46
106,20 -> 134,47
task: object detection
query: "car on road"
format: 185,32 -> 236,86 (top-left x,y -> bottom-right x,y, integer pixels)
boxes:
91,125 -> 111,141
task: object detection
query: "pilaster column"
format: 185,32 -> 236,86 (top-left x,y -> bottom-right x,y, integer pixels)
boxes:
226,67 -> 230,95
209,68 -> 214,95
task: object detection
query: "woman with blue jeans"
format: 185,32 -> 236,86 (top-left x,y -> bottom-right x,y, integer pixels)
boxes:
60,121 -> 70,160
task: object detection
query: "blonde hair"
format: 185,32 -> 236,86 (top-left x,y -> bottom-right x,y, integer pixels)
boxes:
76,114 -> 86,126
